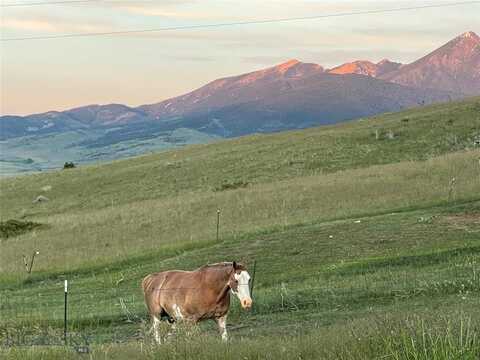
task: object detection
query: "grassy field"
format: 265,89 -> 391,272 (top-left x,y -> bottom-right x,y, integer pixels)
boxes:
1,97 -> 480,359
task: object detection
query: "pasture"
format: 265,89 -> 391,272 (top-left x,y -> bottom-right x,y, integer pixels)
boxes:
1,97 -> 480,359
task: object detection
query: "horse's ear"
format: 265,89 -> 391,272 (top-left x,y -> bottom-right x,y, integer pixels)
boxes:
232,261 -> 237,270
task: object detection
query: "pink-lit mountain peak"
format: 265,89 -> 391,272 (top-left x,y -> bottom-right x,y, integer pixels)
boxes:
201,59 -> 323,91
379,30 -> 480,94
464,31 -> 478,38
275,58 -> 302,72
328,60 -> 378,76
240,59 -> 323,83
410,30 -> 479,65
327,59 -> 402,77
458,31 -> 479,41
438,30 -> 479,55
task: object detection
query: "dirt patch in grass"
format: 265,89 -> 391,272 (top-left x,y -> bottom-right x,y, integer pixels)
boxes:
0,219 -> 45,239
441,213 -> 480,232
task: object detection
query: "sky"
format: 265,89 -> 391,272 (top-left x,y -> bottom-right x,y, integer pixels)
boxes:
1,0 -> 479,115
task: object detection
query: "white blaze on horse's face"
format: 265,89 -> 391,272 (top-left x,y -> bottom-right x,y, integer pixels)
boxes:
232,271 -> 253,309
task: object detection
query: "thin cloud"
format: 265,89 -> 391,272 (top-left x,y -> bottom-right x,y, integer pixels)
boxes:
115,5 -> 217,19
1,14 -> 116,34
1,19 -> 58,32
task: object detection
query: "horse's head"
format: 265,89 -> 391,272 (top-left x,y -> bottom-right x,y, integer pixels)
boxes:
228,261 -> 253,309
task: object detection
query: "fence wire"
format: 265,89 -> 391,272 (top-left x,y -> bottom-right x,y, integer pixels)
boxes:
1,262 -> 479,347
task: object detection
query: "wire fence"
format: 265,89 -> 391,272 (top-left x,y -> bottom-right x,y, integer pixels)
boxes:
2,256 -> 480,348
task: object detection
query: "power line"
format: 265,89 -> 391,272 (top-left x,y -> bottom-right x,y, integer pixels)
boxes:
2,1 -> 479,42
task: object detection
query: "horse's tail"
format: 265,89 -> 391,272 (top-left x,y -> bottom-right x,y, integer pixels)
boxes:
142,273 -> 159,318
141,273 -> 155,296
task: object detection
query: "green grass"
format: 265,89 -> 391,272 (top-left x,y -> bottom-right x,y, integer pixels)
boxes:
1,98 -> 480,359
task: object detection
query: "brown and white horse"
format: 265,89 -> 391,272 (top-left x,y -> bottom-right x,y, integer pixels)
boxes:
142,261 -> 253,342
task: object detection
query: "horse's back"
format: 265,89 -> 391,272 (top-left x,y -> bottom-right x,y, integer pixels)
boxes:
142,270 -> 195,298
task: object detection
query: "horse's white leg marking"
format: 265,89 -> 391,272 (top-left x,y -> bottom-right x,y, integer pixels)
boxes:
172,304 -> 184,320
153,316 -> 161,344
217,315 -> 228,342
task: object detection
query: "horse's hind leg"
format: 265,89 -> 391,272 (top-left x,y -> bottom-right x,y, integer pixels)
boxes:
151,308 -> 174,344
160,310 -> 176,338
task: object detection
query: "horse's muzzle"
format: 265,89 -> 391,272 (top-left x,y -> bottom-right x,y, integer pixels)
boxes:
241,298 -> 253,309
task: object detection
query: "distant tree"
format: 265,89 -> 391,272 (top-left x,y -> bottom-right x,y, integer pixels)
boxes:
63,162 -> 76,169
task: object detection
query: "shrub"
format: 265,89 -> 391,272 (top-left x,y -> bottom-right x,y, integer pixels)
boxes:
214,180 -> 250,192
0,220 -> 43,239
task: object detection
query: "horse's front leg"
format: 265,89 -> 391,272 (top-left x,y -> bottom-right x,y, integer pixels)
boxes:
215,315 -> 228,342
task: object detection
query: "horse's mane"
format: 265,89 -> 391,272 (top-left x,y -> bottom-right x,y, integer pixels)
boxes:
200,262 -> 232,269
198,262 -> 246,271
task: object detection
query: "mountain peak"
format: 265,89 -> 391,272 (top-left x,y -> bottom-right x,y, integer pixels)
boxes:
268,59 -> 323,78
460,31 -> 479,40
328,60 -> 377,76
274,59 -> 302,72
450,31 -> 480,47
379,30 -> 480,95
328,60 -> 402,77
377,59 -> 392,65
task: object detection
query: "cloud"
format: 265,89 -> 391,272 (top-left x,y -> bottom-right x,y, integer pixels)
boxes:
0,14 -> 115,34
1,19 -> 58,32
113,5 -> 216,19
92,0 -> 357,22
163,54 -> 214,62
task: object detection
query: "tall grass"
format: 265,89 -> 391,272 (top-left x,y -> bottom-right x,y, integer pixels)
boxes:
1,150 -> 479,272
1,316 -> 478,359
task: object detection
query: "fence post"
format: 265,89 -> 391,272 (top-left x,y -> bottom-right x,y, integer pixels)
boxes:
64,280 -> 68,345
216,209 -> 221,242
27,251 -> 39,274
250,260 -> 257,298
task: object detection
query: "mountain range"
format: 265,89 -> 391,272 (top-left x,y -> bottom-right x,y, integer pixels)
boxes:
1,31 -> 479,174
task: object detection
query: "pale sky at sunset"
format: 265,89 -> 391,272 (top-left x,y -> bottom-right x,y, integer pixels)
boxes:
1,0 -> 478,115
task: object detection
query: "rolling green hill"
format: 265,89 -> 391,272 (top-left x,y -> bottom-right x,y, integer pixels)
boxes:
1,97 -> 480,359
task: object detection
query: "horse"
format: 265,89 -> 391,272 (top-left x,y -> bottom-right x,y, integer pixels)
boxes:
142,261 -> 253,343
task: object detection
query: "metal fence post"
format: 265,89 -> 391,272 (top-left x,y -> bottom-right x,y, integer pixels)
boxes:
250,260 -> 257,298
216,209 -> 221,242
64,280 -> 68,345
